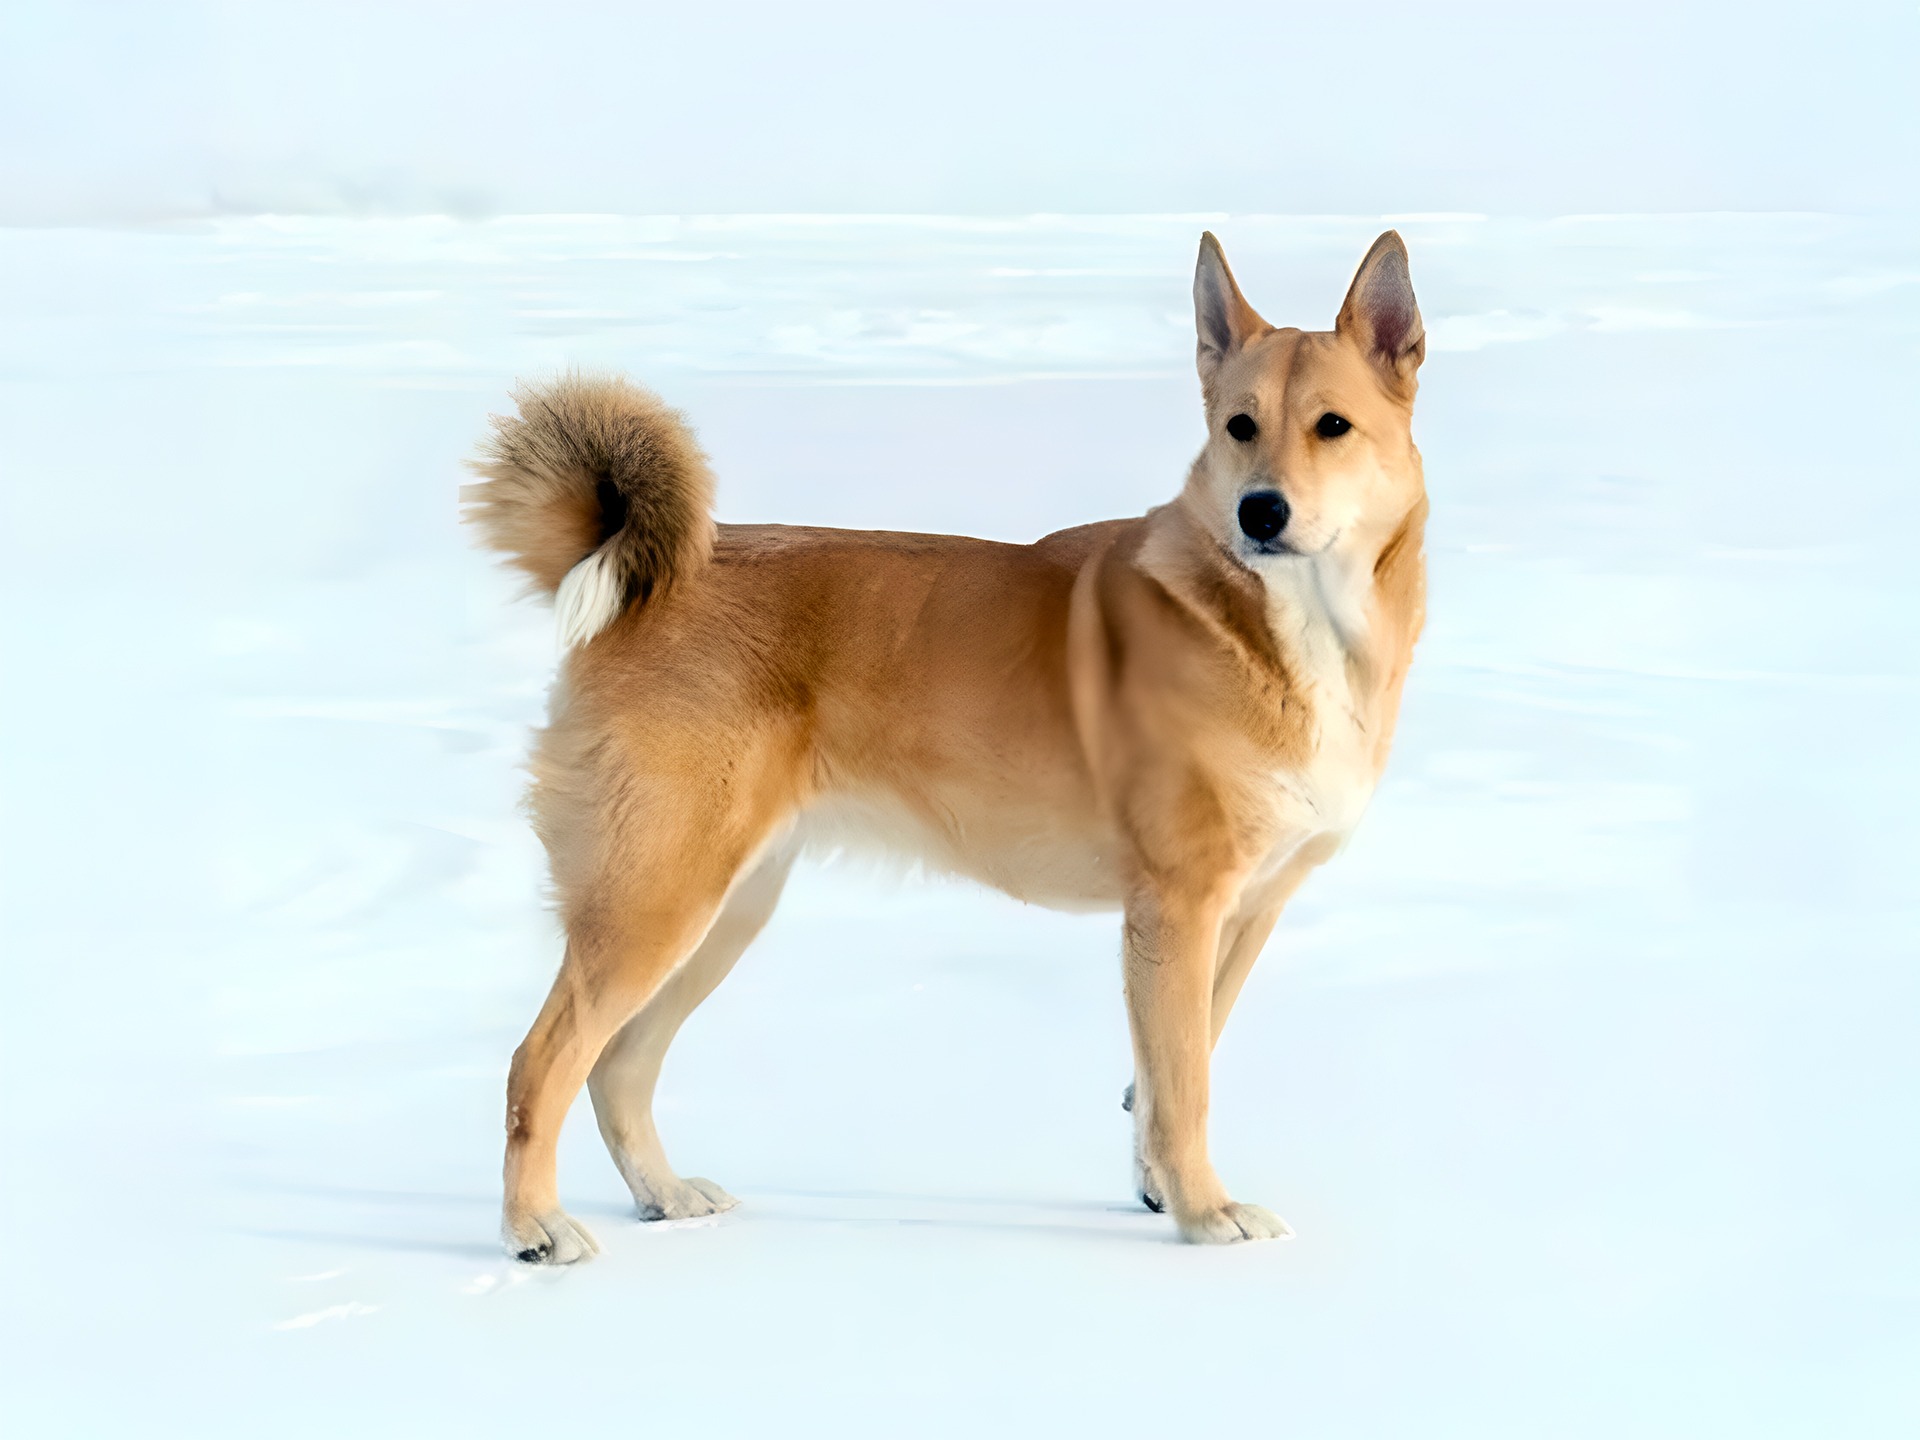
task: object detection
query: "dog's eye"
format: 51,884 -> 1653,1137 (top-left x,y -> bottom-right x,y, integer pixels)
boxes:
1315,412 -> 1351,439
1225,413 -> 1258,442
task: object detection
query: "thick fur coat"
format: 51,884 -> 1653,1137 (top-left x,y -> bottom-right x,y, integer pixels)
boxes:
464,232 -> 1429,1263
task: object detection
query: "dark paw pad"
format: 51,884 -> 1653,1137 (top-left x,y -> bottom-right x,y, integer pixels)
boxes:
1121,1083 -> 1134,1113
1139,1190 -> 1164,1214
515,1244 -> 551,1264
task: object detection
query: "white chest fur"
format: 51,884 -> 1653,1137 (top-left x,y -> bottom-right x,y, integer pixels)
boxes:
1254,549 -> 1382,853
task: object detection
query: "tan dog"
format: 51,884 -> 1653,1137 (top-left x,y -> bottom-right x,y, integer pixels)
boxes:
464,231 -> 1428,1263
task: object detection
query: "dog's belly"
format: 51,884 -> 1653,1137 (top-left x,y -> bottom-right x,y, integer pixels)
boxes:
796,790 -> 1126,912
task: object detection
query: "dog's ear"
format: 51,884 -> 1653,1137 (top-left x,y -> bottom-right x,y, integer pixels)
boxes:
1337,231 -> 1424,395
1194,232 -> 1269,387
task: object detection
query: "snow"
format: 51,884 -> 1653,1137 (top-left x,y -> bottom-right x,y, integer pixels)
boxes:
2,212 -> 1917,1435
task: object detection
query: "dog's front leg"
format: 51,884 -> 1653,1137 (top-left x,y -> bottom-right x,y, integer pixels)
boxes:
1123,884 -> 1292,1244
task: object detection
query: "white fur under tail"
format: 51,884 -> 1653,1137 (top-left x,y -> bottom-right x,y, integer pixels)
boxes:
554,546 -> 626,649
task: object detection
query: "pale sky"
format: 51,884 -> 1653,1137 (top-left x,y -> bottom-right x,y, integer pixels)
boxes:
2,0 -> 1915,222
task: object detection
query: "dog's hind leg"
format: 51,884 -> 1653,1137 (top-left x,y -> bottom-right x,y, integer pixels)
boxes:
501,786 -> 795,1264
502,904 -> 719,1264
588,834 -> 798,1221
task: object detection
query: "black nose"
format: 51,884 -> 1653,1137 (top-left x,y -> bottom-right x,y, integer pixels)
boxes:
1237,490 -> 1290,544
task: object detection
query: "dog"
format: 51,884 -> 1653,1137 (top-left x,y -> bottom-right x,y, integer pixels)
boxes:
464,231 -> 1428,1263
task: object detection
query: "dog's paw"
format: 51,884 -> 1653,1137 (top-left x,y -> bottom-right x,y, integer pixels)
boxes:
636,1175 -> 739,1222
1176,1201 -> 1292,1245
503,1208 -> 600,1265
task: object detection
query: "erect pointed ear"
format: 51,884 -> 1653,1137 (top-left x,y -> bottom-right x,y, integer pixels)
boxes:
1337,230 -> 1424,394
1193,232 -> 1269,387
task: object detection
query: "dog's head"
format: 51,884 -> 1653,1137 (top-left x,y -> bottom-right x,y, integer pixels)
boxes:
1183,231 -> 1425,573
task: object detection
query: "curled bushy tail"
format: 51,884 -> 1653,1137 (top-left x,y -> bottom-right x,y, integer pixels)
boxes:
463,374 -> 716,647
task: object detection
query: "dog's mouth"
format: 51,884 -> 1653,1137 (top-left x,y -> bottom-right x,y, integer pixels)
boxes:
1220,530 -> 1342,580
1245,528 -> 1340,561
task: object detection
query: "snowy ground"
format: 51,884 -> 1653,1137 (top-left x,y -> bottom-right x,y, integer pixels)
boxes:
2,214 -> 1917,1435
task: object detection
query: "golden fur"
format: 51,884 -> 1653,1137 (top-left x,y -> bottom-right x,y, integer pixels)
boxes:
468,232 -> 1429,1262
465,373 -> 717,602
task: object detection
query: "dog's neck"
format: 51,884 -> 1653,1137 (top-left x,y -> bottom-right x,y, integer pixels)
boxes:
1256,542 -> 1372,652
1135,491 -> 1426,772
